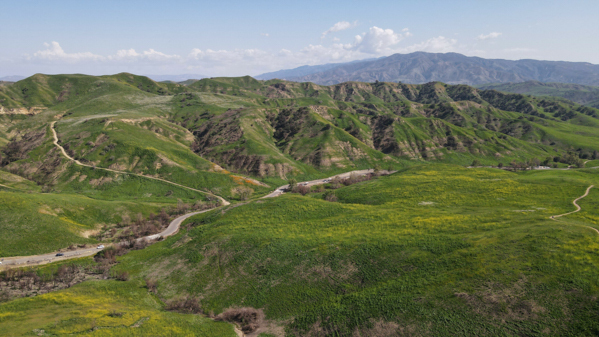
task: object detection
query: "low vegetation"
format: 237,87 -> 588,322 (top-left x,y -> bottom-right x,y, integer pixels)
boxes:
2,73 -> 599,336
102,165 -> 599,335
0,280 -> 236,336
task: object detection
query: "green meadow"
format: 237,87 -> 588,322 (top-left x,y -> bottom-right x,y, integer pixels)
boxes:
0,190 -> 170,257
0,280 -> 236,337
101,165 -> 599,335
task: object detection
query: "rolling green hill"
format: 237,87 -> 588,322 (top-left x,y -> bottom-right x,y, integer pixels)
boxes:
2,73 -> 599,254
2,74 -> 599,335
3,74 -> 599,184
104,165 -> 599,335
478,81 -> 599,109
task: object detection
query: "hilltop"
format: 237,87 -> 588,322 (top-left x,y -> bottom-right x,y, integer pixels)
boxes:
478,81 -> 599,109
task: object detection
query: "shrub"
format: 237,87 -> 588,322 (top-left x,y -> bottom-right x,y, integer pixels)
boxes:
115,271 -> 129,281
108,310 -> 124,317
324,191 -> 338,202
216,307 -> 264,334
145,278 -> 158,293
312,184 -> 325,193
166,296 -> 202,314
296,185 -> 311,195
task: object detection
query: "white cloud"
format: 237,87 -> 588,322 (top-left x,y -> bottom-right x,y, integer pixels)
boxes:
477,32 -> 502,40
351,26 -> 406,54
29,41 -> 104,62
111,48 -> 180,61
19,30 -> 467,77
321,21 -> 357,38
113,48 -> 139,59
28,42 -> 181,64
140,49 -> 180,61
400,36 -> 458,53
261,33 -> 269,37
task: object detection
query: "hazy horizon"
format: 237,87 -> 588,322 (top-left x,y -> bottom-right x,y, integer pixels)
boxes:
2,0 -> 598,78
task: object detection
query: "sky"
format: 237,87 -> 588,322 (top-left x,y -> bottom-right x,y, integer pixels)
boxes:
1,0 -> 598,78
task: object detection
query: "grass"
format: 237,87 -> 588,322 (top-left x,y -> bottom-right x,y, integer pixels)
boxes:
0,170 -> 40,192
0,190 -> 170,257
477,81 -> 599,109
0,280 -> 236,336
585,160 -> 599,168
2,74 -> 599,334
105,164 -> 599,335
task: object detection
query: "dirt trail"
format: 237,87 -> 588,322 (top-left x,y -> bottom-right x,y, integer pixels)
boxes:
1,162 -> 385,269
0,124 -> 233,270
262,169 -> 395,198
50,121 -> 229,206
549,185 -> 598,235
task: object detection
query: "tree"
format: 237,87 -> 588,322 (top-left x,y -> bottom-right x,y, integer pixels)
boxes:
330,177 -> 342,189
297,185 -> 310,195
542,156 -> 552,166
231,186 -> 254,201
287,178 -> 297,191
471,159 -> 481,167
373,163 -> 381,175
497,162 -> 504,168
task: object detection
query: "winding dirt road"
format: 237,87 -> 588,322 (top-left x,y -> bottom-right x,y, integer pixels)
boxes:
1,163 -> 387,269
0,123 -> 231,270
549,185 -> 598,235
550,185 -> 594,220
50,121 -> 229,206
3,130 -> 384,270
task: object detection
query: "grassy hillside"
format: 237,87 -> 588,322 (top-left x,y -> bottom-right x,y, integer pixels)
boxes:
3,74 -> 599,182
177,78 -> 599,174
478,81 -> 599,109
98,165 -> 599,335
0,280 -> 236,336
0,74 -> 265,199
1,74 -> 598,257
0,189 -> 171,257
2,74 -> 599,335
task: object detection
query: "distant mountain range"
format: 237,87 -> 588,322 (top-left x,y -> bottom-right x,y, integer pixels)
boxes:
255,58 -> 379,81
0,75 -> 26,82
256,52 -> 599,86
145,74 -> 206,82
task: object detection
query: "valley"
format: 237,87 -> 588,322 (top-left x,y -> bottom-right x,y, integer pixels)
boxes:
0,74 -> 598,336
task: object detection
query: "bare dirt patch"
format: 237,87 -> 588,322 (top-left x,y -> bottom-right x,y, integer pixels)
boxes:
352,319 -> 402,337
157,153 -> 183,168
81,229 -> 101,238
38,205 -> 58,216
454,277 -> 546,322
89,176 -> 113,186
215,307 -> 284,336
